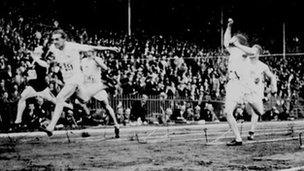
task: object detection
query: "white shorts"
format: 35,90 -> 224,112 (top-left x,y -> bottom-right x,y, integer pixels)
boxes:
244,90 -> 265,115
93,90 -> 108,102
245,91 -> 264,106
225,80 -> 247,104
243,84 -> 264,104
77,82 -> 107,102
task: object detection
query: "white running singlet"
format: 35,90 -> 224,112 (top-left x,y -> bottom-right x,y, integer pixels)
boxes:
50,42 -> 87,84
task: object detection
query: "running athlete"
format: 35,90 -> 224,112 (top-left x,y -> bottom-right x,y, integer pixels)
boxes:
77,51 -> 120,138
244,45 -> 277,140
223,18 -> 258,146
41,29 -> 119,136
14,45 -> 72,126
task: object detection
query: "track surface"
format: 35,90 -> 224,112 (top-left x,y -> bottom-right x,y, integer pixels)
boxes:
1,120 -> 304,170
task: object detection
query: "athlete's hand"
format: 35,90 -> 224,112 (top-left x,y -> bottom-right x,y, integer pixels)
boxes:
34,46 -> 43,55
270,85 -> 277,95
233,39 -> 241,47
29,46 -> 43,61
228,18 -> 233,27
29,51 -> 40,62
228,36 -> 238,46
110,47 -> 120,53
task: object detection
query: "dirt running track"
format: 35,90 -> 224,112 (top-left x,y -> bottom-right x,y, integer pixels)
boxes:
2,120 -> 304,170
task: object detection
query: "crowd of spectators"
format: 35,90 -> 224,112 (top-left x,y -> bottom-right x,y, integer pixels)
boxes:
1,13 -> 304,132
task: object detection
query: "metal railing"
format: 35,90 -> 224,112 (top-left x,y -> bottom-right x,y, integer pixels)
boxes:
90,94 -> 225,118
89,94 -> 304,119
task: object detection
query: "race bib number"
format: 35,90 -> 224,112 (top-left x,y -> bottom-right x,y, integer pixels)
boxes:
84,75 -> 95,83
63,63 -> 74,72
27,69 -> 37,80
254,78 -> 260,84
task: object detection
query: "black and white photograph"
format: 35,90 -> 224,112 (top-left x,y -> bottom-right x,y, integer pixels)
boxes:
1,0 -> 304,170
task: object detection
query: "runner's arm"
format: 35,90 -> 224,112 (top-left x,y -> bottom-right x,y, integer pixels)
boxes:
264,66 -> 277,93
77,43 -> 120,52
224,18 -> 233,48
29,51 -> 49,68
93,57 -> 108,70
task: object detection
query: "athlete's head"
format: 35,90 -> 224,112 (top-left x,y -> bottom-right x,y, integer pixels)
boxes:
33,46 -> 43,57
142,94 -> 148,104
84,50 -> 95,58
251,44 -> 263,59
233,33 -> 248,46
52,29 -> 67,50
36,96 -> 44,106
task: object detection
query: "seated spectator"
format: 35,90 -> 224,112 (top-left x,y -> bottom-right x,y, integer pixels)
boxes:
116,101 -> 125,124
130,94 -> 148,123
202,103 -> 219,122
20,102 -> 44,130
233,104 -> 245,121
164,107 -> 173,123
0,92 -> 12,132
165,82 -> 176,98
123,108 -> 131,125
179,101 -> 186,118
91,108 -> 109,126
35,96 -> 52,120
64,110 -> 78,128
193,103 -> 201,121
184,102 -> 194,121
278,106 -> 289,121
263,106 -> 280,121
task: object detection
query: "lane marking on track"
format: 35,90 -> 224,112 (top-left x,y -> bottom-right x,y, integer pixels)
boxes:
280,166 -> 304,171
27,129 -> 299,145
205,137 -> 298,146
2,124 -> 303,139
